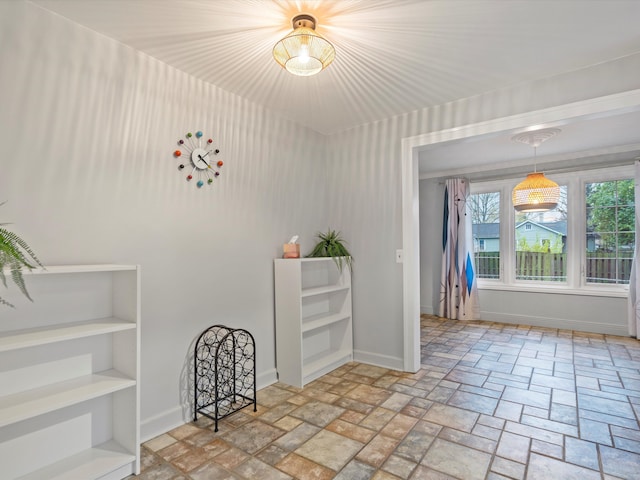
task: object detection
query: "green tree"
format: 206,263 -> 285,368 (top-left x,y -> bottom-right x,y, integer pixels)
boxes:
586,179 -> 634,251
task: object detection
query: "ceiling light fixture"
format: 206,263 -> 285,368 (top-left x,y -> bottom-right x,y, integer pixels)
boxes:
273,14 -> 335,77
511,128 -> 561,212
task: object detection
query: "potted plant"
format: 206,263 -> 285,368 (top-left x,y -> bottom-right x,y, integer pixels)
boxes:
1,203 -> 43,307
307,229 -> 353,273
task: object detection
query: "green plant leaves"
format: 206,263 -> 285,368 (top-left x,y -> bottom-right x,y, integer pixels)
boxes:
0,226 -> 43,308
306,229 -> 353,273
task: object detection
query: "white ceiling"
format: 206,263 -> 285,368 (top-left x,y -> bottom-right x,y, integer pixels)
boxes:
29,0 -> 640,174
418,109 -> 640,180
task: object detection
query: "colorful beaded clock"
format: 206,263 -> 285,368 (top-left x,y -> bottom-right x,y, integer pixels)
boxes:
173,131 -> 223,188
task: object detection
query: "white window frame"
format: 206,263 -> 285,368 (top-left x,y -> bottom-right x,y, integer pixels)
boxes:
470,165 -> 632,298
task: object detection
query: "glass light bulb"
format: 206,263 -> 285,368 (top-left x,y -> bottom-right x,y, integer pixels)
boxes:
299,44 -> 310,64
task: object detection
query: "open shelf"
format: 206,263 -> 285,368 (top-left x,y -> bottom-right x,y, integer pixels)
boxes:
0,370 -> 136,428
17,440 -> 135,480
20,264 -> 137,275
301,284 -> 350,298
302,312 -> 351,333
0,318 -> 135,353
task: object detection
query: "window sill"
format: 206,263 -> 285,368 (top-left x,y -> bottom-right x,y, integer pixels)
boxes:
477,282 -> 628,298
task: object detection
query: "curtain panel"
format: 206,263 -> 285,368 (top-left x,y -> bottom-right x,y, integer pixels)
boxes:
439,178 -> 480,320
628,160 -> 640,338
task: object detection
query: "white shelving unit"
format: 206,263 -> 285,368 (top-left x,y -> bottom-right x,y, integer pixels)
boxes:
274,258 -> 352,388
0,265 -> 140,480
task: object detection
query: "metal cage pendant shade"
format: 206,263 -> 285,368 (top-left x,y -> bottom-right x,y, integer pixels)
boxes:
273,14 -> 335,76
511,128 -> 561,213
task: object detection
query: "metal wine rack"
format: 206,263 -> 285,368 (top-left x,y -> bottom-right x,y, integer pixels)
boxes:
193,325 -> 257,431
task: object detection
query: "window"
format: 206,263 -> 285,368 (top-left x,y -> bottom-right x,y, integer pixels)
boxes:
515,186 -> 568,282
585,179 -> 635,284
469,191 -> 500,279
469,165 -> 633,294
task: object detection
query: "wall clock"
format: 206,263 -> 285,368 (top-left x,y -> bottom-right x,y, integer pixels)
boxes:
173,131 -> 224,188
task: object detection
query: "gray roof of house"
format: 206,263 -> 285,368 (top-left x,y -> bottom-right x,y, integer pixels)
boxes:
473,223 -> 500,238
516,220 -> 567,236
537,221 -> 567,235
473,220 -> 567,238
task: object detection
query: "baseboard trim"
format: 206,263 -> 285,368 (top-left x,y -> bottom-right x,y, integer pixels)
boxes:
140,368 -> 278,442
481,311 -> 629,336
257,368 -> 279,390
420,305 -> 433,314
353,349 -> 404,371
140,406 -> 184,443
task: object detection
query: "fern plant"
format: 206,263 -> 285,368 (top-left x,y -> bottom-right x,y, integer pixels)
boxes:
1,204 -> 43,307
307,229 -> 353,273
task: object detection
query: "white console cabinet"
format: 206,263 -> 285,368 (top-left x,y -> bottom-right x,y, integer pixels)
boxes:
0,265 -> 140,480
274,258 -> 352,388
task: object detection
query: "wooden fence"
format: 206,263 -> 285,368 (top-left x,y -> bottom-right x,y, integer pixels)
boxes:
474,252 -> 632,283
586,254 -> 633,284
474,252 -> 500,279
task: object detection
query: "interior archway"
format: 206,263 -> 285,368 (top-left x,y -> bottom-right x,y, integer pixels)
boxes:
401,89 -> 640,372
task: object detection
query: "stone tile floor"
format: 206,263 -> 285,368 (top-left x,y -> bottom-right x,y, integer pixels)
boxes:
135,315 -> 640,479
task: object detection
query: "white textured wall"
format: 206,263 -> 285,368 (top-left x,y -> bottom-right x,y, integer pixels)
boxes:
326,116 -> 426,369
420,179 -> 444,315
478,290 -> 627,335
0,1 -> 327,439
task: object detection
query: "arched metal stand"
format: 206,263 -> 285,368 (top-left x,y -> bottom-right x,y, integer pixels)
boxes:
193,325 -> 257,431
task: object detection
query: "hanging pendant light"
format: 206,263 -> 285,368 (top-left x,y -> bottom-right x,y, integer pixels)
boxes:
511,128 -> 561,212
273,14 -> 335,76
